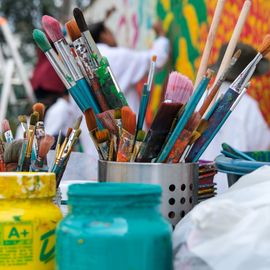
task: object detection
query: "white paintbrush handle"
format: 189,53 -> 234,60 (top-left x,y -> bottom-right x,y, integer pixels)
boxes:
214,0 -> 252,85
194,0 -> 226,89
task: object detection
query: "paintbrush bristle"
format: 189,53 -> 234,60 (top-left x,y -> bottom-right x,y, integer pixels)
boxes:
84,109 -> 97,132
197,119 -> 209,134
66,128 -> 73,139
4,139 -> 23,163
2,119 -> 11,132
30,113 -> 38,126
73,8 -> 88,32
136,130 -> 145,141
151,102 -> 181,131
66,19 -> 81,42
18,115 -> 27,124
97,110 -> 118,135
42,15 -> 64,42
96,129 -> 110,143
114,109 -> 121,120
152,55 -> 157,62
165,72 -> 193,104
33,29 -> 52,52
73,116 -> 83,130
121,106 -> 136,135
259,34 -> 270,56
206,69 -> 215,79
33,103 -> 45,121
38,135 -> 55,158
234,49 -> 242,60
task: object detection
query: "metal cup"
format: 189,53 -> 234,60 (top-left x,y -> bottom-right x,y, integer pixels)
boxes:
98,160 -> 199,226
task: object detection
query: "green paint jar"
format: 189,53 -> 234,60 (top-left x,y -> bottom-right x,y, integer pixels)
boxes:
56,183 -> 173,270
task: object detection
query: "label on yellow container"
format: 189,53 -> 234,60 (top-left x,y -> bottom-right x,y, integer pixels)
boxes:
0,172 -> 62,270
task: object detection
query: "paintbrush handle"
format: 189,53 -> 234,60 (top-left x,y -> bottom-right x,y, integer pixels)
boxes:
137,84 -> 149,131
214,0 -> 252,85
96,64 -> 128,109
194,0 -> 226,88
21,156 -> 31,172
76,79 -> 101,114
157,75 -> 211,163
186,88 -> 239,162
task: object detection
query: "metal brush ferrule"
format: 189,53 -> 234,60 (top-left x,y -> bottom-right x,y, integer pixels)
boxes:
73,37 -> 98,71
230,53 -> 262,93
45,50 -> 75,89
54,39 -> 83,81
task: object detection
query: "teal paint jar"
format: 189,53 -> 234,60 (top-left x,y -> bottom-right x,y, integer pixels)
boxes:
56,183 -> 173,270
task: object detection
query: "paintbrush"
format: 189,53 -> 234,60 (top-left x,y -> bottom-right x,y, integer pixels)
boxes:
194,0 -> 226,88
66,19 -> 110,112
33,103 -> 45,141
21,113 -> 38,171
84,108 -> 105,159
55,128 -> 72,164
33,29 -> 90,113
18,115 -> 28,136
188,35 -> 270,162
187,87 -> 248,162
53,129 -> 81,186
55,130 -> 62,158
4,139 -> 23,172
64,116 -> 83,154
1,119 -> 14,143
180,119 -> 209,162
136,56 -> 157,132
130,130 -> 146,162
96,129 -> 110,161
199,50 -> 241,117
214,0 -> 252,86
117,106 -> 136,162
136,102 -> 181,162
33,135 -> 55,171
157,69 -> 214,163
166,112 -> 201,163
97,110 -> 119,157
58,129 -> 81,187
0,137 -> 5,171
73,8 -> 128,109
114,109 -> 122,136
42,16 -> 101,114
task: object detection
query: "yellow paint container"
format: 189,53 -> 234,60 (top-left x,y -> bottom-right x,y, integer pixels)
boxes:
0,172 -> 62,270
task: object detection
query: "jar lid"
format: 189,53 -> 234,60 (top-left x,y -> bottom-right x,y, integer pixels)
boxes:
69,183 -> 161,197
0,172 -> 56,199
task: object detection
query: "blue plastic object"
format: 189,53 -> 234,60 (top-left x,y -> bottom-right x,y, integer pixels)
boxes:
215,151 -> 270,186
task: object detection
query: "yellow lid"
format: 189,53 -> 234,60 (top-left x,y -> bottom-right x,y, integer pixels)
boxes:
0,172 -> 56,199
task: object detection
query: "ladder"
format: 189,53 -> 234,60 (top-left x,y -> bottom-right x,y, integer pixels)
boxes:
0,17 -> 36,124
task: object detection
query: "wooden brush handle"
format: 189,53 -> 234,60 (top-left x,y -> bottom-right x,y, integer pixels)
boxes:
214,0 -> 252,86
194,0 -> 226,88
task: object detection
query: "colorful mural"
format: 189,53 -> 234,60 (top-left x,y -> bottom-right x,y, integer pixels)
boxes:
86,0 -> 270,126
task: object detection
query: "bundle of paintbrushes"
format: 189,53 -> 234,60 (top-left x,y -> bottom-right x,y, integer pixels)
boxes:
0,103 -> 82,186
32,4 -> 270,164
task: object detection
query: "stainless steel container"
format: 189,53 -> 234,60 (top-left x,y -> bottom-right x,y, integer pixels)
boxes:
98,160 -> 199,226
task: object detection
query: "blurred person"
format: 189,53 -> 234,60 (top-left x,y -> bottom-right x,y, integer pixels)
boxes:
201,43 -> 270,192
31,46 -> 66,108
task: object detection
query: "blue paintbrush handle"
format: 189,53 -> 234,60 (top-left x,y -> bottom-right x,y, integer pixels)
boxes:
156,75 -> 211,163
186,88 -> 239,162
137,84 -> 149,131
76,79 -> 101,114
